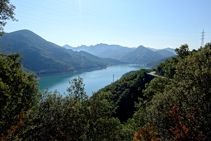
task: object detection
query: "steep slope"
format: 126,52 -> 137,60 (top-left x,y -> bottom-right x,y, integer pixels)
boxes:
155,49 -> 175,57
146,47 -> 159,51
78,51 -> 125,65
62,44 -> 75,50
0,30 -> 109,75
146,55 -> 177,69
97,47 -> 135,60
119,46 -> 165,63
96,69 -> 152,122
164,47 -> 176,55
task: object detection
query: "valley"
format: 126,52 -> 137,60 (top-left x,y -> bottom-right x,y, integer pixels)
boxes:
1,0 -> 210,140
0,29 -> 176,77
39,64 -> 149,96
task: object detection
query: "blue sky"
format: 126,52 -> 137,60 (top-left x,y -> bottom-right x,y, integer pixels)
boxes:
4,0 -> 211,50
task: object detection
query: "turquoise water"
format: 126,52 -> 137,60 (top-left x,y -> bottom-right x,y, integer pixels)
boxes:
38,64 -> 149,97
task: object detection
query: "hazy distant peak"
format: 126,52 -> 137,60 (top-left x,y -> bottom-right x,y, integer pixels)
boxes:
78,45 -> 88,47
163,47 -> 176,55
146,47 -> 159,51
137,45 -> 146,49
155,49 -> 175,57
137,45 -> 145,48
63,44 -> 71,46
63,44 -> 74,49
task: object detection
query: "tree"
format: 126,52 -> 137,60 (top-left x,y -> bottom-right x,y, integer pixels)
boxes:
21,77 -> 130,140
0,53 -> 39,138
147,43 -> 211,140
66,76 -> 88,102
0,0 -> 17,36
175,44 -> 189,58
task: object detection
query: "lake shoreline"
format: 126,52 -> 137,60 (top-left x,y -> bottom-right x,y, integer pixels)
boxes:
38,64 -> 148,96
35,66 -> 108,80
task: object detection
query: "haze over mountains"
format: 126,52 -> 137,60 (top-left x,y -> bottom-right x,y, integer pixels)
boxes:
63,43 -> 176,63
0,29 -> 176,76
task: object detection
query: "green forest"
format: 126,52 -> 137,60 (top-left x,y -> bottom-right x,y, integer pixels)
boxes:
1,43 -> 211,140
1,1 -> 211,140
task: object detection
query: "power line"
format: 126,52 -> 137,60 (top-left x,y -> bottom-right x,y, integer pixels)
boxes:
15,13 -> 140,39
11,0 -> 201,47
201,30 -> 205,47
17,0 -> 173,33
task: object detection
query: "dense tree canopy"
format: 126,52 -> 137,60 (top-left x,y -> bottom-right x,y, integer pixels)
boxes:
0,0 -> 17,36
1,43 -> 211,140
0,53 -> 39,139
139,43 -> 211,140
3,1 -> 211,140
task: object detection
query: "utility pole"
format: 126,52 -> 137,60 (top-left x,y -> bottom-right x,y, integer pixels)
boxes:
113,74 -> 114,82
201,30 -> 205,48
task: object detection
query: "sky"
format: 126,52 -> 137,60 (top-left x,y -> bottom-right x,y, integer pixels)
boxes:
4,0 -> 211,50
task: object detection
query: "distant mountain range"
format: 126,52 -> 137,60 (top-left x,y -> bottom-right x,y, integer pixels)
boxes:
0,29 -> 177,76
62,44 -> 176,63
0,30 -> 123,75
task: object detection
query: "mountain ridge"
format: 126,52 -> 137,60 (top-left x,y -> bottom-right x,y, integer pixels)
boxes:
0,30 -> 123,76
63,44 -> 176,63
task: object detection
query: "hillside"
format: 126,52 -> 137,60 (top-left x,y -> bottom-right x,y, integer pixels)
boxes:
76,50 -> 125,65
62,44 -> 176,63
155,49 -> 175,57
119,45 -> 165,63
3,43 -> 211,140
97,69 -> 152,122
146,55 -> 176,69
164,47 -> 177,55
97,47 -> 135,60
0,30 -> 118,75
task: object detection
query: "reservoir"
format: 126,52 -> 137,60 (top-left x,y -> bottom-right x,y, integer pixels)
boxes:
38,64 -> 149,97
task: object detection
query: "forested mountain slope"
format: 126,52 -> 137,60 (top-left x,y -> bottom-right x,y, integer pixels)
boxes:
119,45 -> 165,63
2,43 -> 211,140
0,30 -> 121,75
63,44 -> 176,63
63,43 -> 141,60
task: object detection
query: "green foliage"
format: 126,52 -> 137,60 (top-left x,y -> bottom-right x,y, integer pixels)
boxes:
129,78 -> 171,131
0,53 -> 39,138
121,70 -> 137,77
0,0 -> 17,36
20,77 -> 133,140
2,42 -> 211,140
98,69 -> 152,122
175,44 -> 189,58
145,43 -> 211,140
67,76 -> 88,102
155,44 -> 190,78
2,1 -> 210,140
